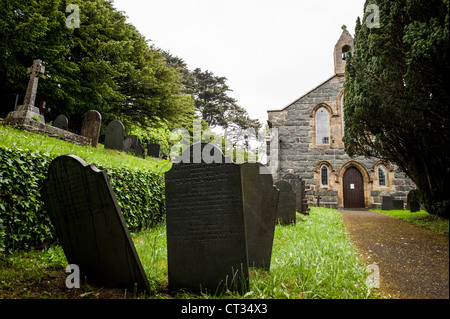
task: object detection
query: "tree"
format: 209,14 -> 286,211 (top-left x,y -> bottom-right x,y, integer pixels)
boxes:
0,0 -> 195,132
344,0 -> 449,217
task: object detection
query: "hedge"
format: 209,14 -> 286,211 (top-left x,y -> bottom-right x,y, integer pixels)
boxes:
0,147 -> 165,254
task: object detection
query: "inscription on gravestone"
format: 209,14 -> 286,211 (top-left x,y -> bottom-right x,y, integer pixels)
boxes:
275,180 -> 296,225
241,162 -> 278,269
41,155 -> 150,292
165,143 -> 249,294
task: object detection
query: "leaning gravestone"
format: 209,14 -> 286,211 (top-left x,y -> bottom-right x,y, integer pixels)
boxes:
104,119 -> 125,151
53,115 -> 69,130
41,155 -> 150,292
165,143 -> 249,294
275,180 -> 296,225
80,110 -> 102,147
241,162 -> 279,269
147,143 -> 160,158
382,196 -> 393,210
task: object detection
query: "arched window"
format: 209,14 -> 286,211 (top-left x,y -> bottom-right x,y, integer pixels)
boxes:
378,165 -> 387,186
321,165 -> 329,186
342,45 -> 351,60
316,107 -> 330,145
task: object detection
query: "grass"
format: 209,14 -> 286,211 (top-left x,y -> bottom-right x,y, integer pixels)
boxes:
0,208 -> 379,299
371,209 -> 449,236
0,124 -> 172,174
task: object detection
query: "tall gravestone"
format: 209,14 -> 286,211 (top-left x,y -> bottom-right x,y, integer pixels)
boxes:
53,115 -> 69,130
148,143 -> 160,158
41,155 -> 150,292
80,110 -> 102,147
241,162 -> 279,269
382,196 -> 394,210
407,189 -> 421,213
165,143 -> 249,294
275,180 -> 296,225
393,199 -> 404,210
104,119 -> 125,151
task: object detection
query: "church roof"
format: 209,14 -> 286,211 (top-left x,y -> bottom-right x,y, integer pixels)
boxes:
267,74 -> 339,113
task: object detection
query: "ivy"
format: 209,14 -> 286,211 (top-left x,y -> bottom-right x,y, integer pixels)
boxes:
0,147 -> 165,254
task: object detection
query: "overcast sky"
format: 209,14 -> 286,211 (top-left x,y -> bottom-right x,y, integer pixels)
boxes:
111,0 -> 365,126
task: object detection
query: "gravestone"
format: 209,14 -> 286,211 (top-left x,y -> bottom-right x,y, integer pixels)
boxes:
147,143 -> 160,158
41,155 -> 150,292
53,115 -> 69,130
104,119 -> 125,151
381,196 -> 393,210
165,143 -> 249,294
241,162 -> 279,269
123,135 -> 145,158
407,190 -> 421,213
80,110 -> 102,147
393,199 -> 404,210
274,180 -> 296,225
5,59 -> 46,125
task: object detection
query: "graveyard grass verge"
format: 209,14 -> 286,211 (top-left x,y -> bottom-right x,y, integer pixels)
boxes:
0,207 -> 378,299
370,209 -> 449,236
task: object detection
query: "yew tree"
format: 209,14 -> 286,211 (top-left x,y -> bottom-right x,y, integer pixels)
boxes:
344,0 -> 449,217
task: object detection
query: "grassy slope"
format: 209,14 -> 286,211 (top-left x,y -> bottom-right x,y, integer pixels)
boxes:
0,124 -> 172,174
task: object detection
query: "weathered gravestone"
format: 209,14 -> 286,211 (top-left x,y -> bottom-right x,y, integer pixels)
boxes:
382,196 -> 393,210
282,173 -> 309,214
104,119 -> 125,151
123,135 -> 145,158
53,115 -> 69,130
407,189 -> 421,213
274,180 -> 296,225
393,199 -> 404,210
147,143 -> 160,158
165,143 -> 249,294
240,162 -> 279,269
41,155 -> 150,292
80,110 -> 102,147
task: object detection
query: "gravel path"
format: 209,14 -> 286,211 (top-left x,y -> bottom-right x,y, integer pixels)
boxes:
340,210 -> 449,299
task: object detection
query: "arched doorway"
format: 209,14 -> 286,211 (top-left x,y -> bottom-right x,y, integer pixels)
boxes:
343,166 -> 365,208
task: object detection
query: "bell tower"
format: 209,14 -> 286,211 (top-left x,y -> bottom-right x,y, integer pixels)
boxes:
334,25 -> 354,75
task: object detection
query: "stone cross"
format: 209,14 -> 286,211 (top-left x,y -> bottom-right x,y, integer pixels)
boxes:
23,59 -> 45,107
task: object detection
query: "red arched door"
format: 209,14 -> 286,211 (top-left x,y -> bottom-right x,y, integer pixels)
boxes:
343,167 -> 365,208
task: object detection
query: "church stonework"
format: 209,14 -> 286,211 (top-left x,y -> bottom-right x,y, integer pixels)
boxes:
267,26 -> 415,209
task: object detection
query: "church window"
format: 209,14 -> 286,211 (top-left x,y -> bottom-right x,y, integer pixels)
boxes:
342,45 -> 351,60
316,107 -> 330,145
378,165 -> 386,186
321,165 -> 329,186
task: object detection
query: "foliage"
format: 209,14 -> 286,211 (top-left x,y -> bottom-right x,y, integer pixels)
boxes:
0,145 -> 166,253
344,0 -> 450,217
0,0 -> 196,132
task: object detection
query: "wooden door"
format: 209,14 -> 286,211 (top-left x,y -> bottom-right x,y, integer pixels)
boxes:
343,167 -> 365,208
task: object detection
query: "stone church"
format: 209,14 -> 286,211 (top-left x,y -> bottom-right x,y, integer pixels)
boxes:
267,26 -> 415,209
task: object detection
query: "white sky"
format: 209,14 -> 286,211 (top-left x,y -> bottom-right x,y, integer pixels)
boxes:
111,0 -> 365,126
